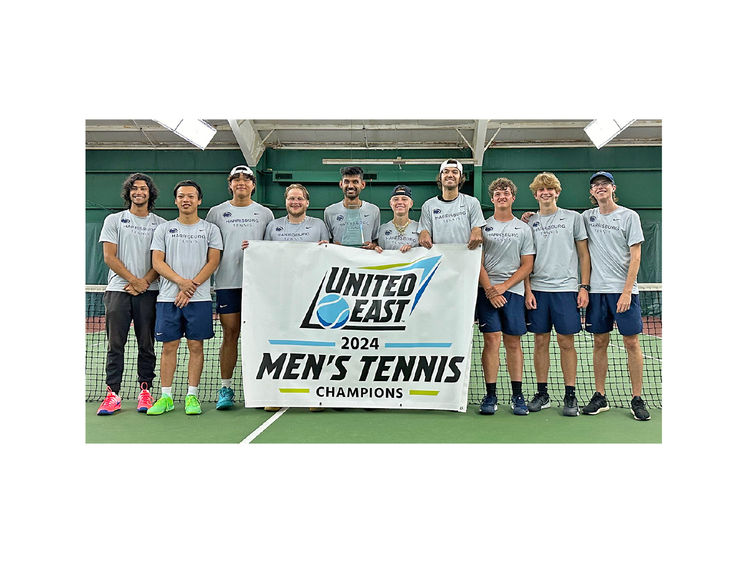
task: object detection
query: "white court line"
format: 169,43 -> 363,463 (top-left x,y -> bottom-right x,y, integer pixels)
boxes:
579,332 -> 662,363
241,407 -> 289,444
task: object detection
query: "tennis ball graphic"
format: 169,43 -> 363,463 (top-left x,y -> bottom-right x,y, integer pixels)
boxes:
316,293 -> 350,329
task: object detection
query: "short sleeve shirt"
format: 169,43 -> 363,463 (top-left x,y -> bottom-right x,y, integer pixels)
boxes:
205,200 -> 274,290
378,220 -> 420,250
527,208 -> 588,292
150,219 -> 223,302
582,206 -> 645,294
323,201 -> 380,244
481,216 -> 535,296
99,210 -> 167,292
417,193 -> 486,244
264,216 -> 330,242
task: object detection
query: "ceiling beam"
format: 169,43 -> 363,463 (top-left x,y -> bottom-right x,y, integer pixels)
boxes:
471,120 -> 489,166
228,119 -> 266,167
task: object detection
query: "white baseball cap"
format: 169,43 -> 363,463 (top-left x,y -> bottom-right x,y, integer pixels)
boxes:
229,165 -> 255,179
439,159 -> 463,174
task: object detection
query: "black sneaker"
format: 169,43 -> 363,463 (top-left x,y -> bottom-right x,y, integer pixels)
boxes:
563,394 -> 579,417
582,392 -> 609,415
630,396 -> 651,421
479,394 -> 498,415
527,392 -> 551,412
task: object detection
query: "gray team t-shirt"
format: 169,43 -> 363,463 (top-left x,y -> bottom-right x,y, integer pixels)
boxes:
206,200 -> 274,290
482,216 -> 535,296
264,216 -> 330,242
324,201 -> 380,244
150,219 -> 223,302
418,193 -> 486,244
528,207 -> 588,292
582,206 -> 645,294
379,220 -> 420,250
99,210 -> 167,292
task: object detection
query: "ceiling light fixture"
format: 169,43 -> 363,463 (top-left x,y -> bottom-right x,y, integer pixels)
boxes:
153,119 -> 217,150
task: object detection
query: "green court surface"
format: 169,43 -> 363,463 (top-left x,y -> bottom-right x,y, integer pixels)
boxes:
86,401 -> 661,444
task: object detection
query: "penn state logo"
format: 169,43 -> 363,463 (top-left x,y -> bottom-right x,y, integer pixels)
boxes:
433,209 -> 442,215
532,221 -> 540,228
484,226 -> 493,232
223,212 -> 232,218
275,226 -> 283,231
590,216 -> 596,222
336,214 -> 344,222
169,228 -> 178,233
385,230 -> 392,236
121,218 -> 130,224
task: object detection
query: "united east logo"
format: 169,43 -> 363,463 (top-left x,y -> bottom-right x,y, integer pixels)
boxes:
300,255 -> 443,331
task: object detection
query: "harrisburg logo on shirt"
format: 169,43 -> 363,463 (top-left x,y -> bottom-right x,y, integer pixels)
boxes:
300,256 -> 442,331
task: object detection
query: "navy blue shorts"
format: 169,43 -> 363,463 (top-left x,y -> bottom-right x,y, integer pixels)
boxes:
526,290 -> 582,335
216,288 -> 242,315
584,293 -> 643,336
155,301 -> 214,342
475,288 -> 527,335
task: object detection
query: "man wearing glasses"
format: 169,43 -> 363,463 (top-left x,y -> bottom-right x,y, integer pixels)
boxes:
205,165 -> 274,410
581,171 -> 650,421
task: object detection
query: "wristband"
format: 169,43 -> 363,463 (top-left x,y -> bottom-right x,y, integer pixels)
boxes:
579,284 -> 591,291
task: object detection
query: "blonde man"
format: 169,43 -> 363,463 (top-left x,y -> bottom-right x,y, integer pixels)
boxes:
379,185 -> 419,252
264,184 -> 330,243
522,172 -> 590,416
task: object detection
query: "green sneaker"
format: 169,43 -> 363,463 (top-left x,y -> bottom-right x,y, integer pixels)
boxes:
147,395 -> 174,416
185,394 -> 202,415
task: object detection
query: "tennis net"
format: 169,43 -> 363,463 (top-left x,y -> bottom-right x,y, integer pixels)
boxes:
85,283 -> 662,408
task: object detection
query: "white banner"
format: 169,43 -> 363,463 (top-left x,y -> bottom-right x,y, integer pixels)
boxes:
241,242 -> 481,411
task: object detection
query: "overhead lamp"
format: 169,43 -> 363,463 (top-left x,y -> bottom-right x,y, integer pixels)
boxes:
584,119 -> 636,149
153,119 -> 217,150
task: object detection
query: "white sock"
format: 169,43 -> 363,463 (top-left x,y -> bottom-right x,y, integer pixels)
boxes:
221,378 -> 232,388
187,386 -> 199,396
162,387 -> 172,397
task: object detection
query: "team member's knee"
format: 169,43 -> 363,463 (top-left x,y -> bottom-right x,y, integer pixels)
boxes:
622,334 -> 641,352
556,333 -> 575,352
593,333 -> 610,350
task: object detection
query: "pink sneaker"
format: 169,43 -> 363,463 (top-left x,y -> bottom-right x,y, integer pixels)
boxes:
137,383 -> 153,413
97,387 -> 122,415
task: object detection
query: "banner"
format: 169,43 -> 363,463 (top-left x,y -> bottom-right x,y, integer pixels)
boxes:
241,242 -> 481,411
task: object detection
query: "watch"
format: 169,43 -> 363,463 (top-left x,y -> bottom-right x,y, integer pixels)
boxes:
579,284 -> 591,291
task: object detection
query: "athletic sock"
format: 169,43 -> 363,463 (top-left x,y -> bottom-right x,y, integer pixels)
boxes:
538,382 -> 548,395
221,378 -> 232,388
486,382 -> 497,396
565,385 -> 576,397
511,380 -> 522,395
161,387 -> 172,398
187,386 -> 199,396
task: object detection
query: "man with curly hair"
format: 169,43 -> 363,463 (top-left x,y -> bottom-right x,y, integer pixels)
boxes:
97,173 -> 166,415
